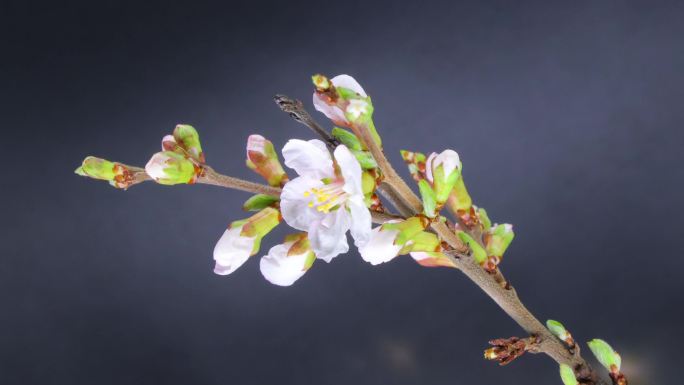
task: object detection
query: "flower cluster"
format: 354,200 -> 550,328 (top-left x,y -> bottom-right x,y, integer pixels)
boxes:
147,124 -> 205,185
401,149 -> 515,273
74,75 -> 512,285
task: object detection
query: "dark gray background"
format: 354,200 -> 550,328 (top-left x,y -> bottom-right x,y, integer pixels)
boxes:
2,1 -> 682,384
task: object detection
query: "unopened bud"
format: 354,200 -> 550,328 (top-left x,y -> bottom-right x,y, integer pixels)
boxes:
145,151 -> 199,185
426,150 -> 462,205
484,337 -> 532,366
331,127 -> 362,150
77,156 -> 117,181
485,223 -> 515,260
75,156 -> 138,189
546,320 -> 575,347
351,149 -> 378,170
213,207 -> 281,275
172,124 -> 205,163
246,134 -> 288,187
587,339 -> 622,374
312,74 -> 331,91
410,251 -> 457,268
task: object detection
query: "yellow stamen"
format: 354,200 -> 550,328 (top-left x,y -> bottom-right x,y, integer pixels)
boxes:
303,183 -> 347,214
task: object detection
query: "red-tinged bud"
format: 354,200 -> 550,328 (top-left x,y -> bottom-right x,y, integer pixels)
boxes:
482,255 -> 501,273
484,336 -> 540,366
410,251 -> 457,269
246,134 -> 289,187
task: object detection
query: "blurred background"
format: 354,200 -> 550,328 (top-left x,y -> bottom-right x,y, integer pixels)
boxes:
2,1 -> 682,384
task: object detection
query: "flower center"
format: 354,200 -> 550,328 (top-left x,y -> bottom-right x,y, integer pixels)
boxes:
303,181 -> 348,213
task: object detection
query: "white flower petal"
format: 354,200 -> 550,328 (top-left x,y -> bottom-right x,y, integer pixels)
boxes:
280,175 -> 326,231
358,225 -> 402,265
308,208 -> 350,262
333,145 -> 363,196
331,74 -> 367,97
434,150 -> 461,177
425,152 -> 436,183
259,242 -> 310,286
313,95 -> 348,125
246,134 -> 267,154
282,139 -> 334,179
347,197 -> 372,247
145,153 -> 169,181
409,251 -> 430,262
213,227 -> 256,275
161,135 -> 176,151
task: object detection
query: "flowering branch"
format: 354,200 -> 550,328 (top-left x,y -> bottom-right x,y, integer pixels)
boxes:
281,79 -> 613,385
75,74 -> 629,385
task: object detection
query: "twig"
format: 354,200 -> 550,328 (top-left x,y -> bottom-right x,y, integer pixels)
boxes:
273,95 -> 338,150
200,166 -> 282,196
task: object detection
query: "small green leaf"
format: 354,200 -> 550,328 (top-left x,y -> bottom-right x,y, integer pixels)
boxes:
418,179 -> 437,217
243,194 -> 279,211
361,171 -> 376,196
303,251 -> 316,270
588,339 -> 621,372
559,364 -> 578,385
546,320 -> 570,341
457,232 -> 487,264
448,176 -> 472,211
332,127 -> 362,150
146,151 -> 196,185
351,150 -> 378,169
477,207 -> 491,230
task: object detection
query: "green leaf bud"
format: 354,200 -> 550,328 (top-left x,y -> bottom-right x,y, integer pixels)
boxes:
587,339 -> 621,373
457,231 -> 487,264
243,194 -> 279,211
